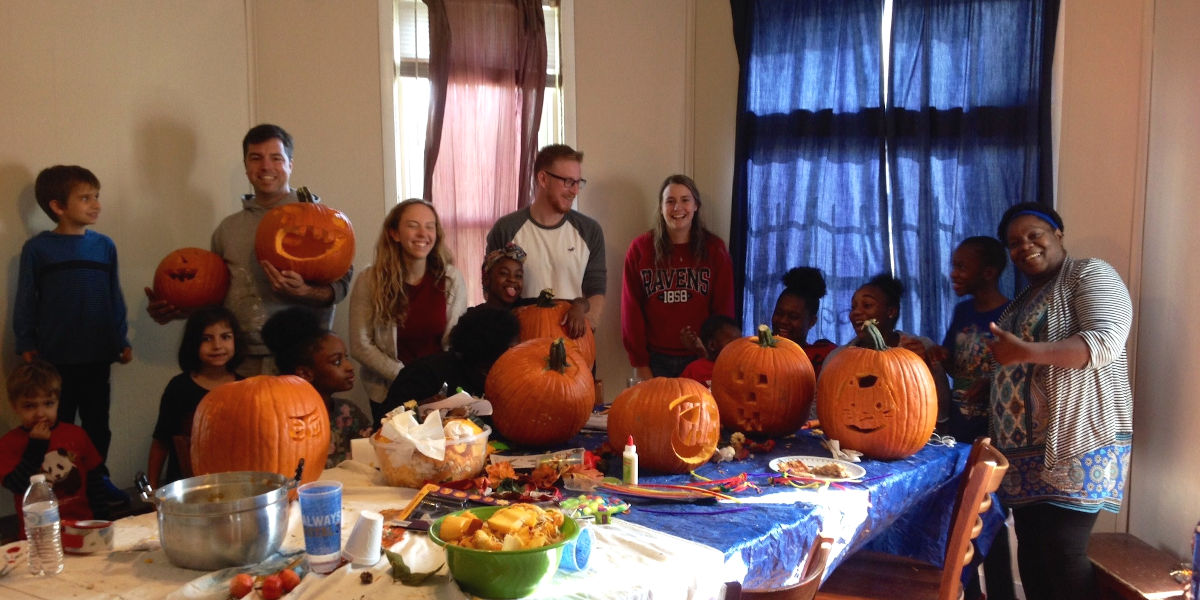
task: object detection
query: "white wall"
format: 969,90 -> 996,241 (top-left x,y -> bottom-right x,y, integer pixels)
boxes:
1130,0 -> 1200,559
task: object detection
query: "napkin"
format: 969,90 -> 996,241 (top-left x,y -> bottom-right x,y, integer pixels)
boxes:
822,439 -> 863,463
417,390 -> 493,418
379,408 -> 446,461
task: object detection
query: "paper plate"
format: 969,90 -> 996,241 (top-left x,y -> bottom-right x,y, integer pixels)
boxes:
768,455 -> 866,482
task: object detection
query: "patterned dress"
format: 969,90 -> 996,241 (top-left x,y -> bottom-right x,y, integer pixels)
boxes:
991,278 -> 1131,513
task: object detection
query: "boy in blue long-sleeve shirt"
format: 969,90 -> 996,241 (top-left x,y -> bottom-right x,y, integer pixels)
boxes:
14,165 -> 131,503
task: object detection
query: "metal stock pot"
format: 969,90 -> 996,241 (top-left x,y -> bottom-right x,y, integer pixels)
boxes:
136,462 -> 302,571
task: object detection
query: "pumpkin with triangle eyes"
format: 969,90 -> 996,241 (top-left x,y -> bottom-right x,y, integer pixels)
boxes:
254,196 -> 355,285
190,375 -> 330,488
152,247 -> 230,309
816,320 -> 937,459
711,325 -> 816,436
607,377 -> 720,473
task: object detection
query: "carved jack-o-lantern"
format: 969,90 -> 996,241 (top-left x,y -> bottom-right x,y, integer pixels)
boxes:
607,377 -> 720,473
816,320 -> 937,459
485,338 -> 594,448
710,325 -> 816,436
152,247 -> 230,309
254,193 -> 355,285
514,289 -> 596,369
190,375 -> 329,487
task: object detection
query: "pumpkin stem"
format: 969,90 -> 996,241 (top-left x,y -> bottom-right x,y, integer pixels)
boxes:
536,288 -> 557,307
855,319 -> 889,350
546,338 -> 570,373
755,324 -> 778,348
296,186 -> 315,203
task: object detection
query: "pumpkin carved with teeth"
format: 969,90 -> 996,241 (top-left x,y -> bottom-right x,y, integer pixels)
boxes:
152,247 -> 230,309
191,375 -> 330,488
607,377 -> 720,473
710,325 -> 816,436
816,320 -> 937,459
254,191 -> 355,285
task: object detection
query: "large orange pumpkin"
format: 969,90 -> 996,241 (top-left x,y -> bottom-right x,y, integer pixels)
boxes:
514,289 -> 596,369
152,247 -> 230,309
710,324 -> 816,436
485,337 -> 594,447
607,377 -> 720,473
254,190 -> 355,284
190,375 -> 330,486
816,320 -> 937,459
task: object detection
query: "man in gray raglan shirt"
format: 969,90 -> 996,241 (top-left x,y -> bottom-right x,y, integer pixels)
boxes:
486,144 -> 605,339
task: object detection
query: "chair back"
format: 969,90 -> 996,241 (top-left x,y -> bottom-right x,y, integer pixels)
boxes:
742,534 -> 835,600
937,437 -> 1009,600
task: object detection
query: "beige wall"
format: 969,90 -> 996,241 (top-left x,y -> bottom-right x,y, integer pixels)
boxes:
1,1 -> 1196,562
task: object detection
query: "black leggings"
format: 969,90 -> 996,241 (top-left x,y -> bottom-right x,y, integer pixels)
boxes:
1012,503 -> 1099,600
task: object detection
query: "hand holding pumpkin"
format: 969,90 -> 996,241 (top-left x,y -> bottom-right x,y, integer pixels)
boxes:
144,287 -> 189,324
260,261 -> 333,305
560,298 -> 589,339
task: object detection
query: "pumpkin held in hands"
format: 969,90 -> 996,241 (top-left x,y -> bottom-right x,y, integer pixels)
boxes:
816,320 -> 937,459
485,338 -> 594,447
191,375 -> 330,485
607,377 -> 720,473
254,192 -> 355,284
710,325 -> 816,436
514,289 -> 596,369
152,247 -> 230,309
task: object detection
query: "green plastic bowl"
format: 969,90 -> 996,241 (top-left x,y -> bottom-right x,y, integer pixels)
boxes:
429,505 -> 580,599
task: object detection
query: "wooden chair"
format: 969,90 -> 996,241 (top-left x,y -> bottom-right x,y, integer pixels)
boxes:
727,535 -> 835,600
814,437 -> 1010,600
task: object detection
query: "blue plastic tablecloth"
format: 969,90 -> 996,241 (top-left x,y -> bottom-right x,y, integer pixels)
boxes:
564,429 -> 1000,588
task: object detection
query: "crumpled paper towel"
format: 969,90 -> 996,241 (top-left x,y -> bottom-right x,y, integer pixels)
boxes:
379,408 -> 445,461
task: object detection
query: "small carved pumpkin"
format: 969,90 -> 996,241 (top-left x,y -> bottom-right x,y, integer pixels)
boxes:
607,377 -> 720,473
816,320 -> 937,459
710,325 -> 816,436
514,289 -> 596,369
254,191 -> 355,284
152,247 -> 230,309
190,375 -> 330,486
485,337 -> 594,447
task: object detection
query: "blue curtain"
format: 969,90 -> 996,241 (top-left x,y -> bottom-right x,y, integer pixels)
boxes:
730,0 -> 886,342
730,0 -> 1058,343
888,0 -> 1059,337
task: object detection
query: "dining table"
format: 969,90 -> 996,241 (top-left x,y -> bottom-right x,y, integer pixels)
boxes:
0,424 -> 991,599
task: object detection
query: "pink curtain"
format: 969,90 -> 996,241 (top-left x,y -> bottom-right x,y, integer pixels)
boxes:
424,0 -> 547,306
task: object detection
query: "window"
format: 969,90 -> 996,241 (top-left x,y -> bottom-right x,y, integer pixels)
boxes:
392,0 -> 564,201
730,0 -> 1057,343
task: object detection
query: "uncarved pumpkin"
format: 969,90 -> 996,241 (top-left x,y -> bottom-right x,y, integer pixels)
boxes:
607,377 -> 720,473
152,247 -> 230,309
485,337 -> 594,447
514,289 -> 596,369
816,320 -> 937,459
710,325 -> 816,436
190,375 -> 330,486
254,192 -> 355,284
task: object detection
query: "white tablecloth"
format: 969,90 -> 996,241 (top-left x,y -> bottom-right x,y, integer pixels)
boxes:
0,464 -> 727,600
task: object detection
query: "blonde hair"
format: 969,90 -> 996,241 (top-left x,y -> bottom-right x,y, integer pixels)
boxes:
368,199 -> 454,326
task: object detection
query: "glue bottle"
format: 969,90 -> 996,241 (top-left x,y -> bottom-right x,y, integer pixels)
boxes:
622,435 -> 639,485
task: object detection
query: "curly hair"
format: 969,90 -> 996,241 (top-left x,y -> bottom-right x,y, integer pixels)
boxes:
862,273 -> 904,310
958,236 -> 1008,275
261,307 -> 329,375
996,202 -> 1064,240
367,199 -> 454,327
778,266 -> 828,320
652,174 -> 710,266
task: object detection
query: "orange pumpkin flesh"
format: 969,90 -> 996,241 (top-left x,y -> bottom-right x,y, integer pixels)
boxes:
816,320 -> 937,459
254,195 -> 355,285
485,337 -> 594,448
607,377 -> 720,473
514,289 -> 596,369
190,375 -> 330,486
152,247 -> 230,309
710,325 -> 816,436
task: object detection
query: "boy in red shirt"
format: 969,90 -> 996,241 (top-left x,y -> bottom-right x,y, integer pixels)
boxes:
0,360 -> 106,537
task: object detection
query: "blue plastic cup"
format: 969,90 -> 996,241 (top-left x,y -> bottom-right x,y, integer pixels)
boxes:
558,518 -> 594,572
298,481 -> 343,573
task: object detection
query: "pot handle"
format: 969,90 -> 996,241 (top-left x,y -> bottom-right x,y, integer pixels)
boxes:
288,459 -> 305,491
134,472 -> 159,508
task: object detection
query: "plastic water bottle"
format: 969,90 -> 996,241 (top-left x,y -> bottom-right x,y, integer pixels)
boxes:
23,474 -> 64,576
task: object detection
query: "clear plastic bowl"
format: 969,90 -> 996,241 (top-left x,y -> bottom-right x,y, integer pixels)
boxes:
370,425 -> 491,488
